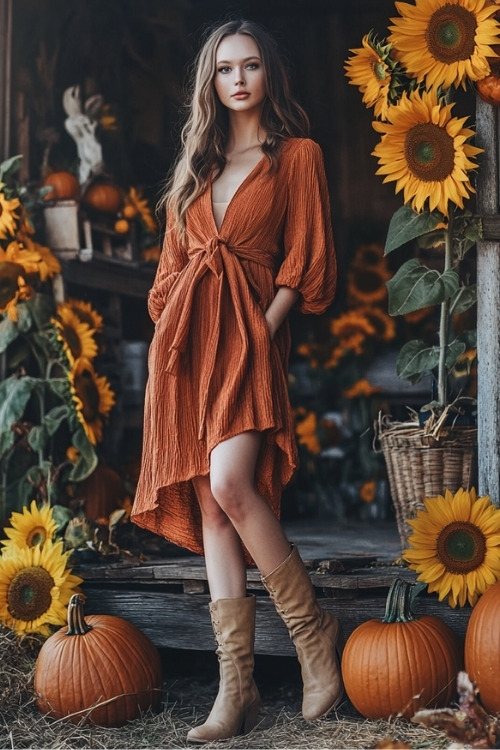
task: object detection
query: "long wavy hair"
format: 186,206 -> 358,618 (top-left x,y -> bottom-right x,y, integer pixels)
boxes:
159,18 -> 310,236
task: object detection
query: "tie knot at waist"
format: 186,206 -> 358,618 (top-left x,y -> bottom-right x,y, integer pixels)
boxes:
188,236 -> 274,271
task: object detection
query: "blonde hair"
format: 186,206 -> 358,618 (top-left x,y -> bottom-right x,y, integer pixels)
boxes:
159,19 -> 310,236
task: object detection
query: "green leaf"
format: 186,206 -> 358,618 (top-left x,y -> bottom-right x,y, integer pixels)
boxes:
51,504 -> 74,533
43,404 -> 70,436
68,427 -> 98,482
397,339 -> 466,383
387,259 -> 460,315
0,376 -> 38,456
458,329 -> 477,348
385,205 -> 444,255
27,293 -> 56,330
450,284 -> 476,316
47,377 -> 71,400
0,316 -> 19,353
0,154 -> 23,182
28,425 -> 48,452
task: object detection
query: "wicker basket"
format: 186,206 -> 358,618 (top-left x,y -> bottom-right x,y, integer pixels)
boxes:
375,419 -> 478,551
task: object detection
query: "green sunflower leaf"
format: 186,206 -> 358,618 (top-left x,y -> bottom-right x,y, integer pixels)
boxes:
43,404 -> 70,436
384,205 -> 444,255
450,284 -> 476,316
0,316 -> 18,353
0,375 -> 38,456
397,339 -> 466,383
68,427 -> 98,482
28,425 -> 48,452
387,259 -> 459,315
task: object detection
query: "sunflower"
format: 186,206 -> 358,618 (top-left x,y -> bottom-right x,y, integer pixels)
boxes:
62,298 -> 104,332
330,310 -> 377,353
0,186 -> 20,239
0,261 -> 33,321
388,0 -> 500,90
360,479 -> 377,504
52,305 -> 98,365
351,242 -> 387,269
15,232 -> 61,281
71,358 -> 115,445
0,538 -> 83,637
295,410 -> 321,455
345,33 -> 403,120
126,187 -> 158,235
403,488 -> 500,607
2,237 -> 60,282
1,500 -> 57,552
372,88 -> 483,216
358,305 -> 397,342
343,378 -> 382,399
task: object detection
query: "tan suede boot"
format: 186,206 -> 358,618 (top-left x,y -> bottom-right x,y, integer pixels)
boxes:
186,595 -> 261,743
261,544 -> 344,721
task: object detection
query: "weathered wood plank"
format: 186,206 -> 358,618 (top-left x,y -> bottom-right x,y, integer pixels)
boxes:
81,586 -> 469,656
75,558 -> 415,592
475,96 -> 500,498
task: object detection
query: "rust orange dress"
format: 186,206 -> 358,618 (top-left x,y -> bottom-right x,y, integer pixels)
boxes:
131,138 -> 337,557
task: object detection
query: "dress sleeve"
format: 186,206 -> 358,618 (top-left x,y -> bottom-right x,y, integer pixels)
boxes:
147,210 -> 188,323
275,139 -> 337,314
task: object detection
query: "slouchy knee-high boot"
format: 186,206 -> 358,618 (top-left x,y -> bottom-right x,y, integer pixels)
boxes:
186,595 -> 261,743
261,544 -> 344,721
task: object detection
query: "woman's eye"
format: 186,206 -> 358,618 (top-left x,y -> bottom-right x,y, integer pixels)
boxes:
246,63 -> 258,70
217,66 -> 231,74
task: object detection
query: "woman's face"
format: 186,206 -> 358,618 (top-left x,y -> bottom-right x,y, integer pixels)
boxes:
214,34 -> 267,114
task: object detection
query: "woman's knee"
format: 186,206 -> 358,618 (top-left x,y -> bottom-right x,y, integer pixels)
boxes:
210,474 -> 251,521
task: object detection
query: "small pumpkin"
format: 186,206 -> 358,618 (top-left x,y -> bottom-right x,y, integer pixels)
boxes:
464,579 -> 500,714
476,69 -> 500,106
43,171 -> 80,201
341,578 -> 463,720
34,594 -> 163,726
83,182 -> 123,214
74,463 -> 127,521
114,218 -> 130,234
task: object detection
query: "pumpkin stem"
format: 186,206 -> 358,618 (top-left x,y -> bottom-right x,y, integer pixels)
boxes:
382,578 -> 426,623
66,593 -> 93,635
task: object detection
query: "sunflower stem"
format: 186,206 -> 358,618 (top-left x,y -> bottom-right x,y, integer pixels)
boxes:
437,209 -> 454,408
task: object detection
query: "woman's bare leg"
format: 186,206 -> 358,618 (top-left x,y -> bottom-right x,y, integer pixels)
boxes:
209,431 -> 291,576
192,475 -> 247,601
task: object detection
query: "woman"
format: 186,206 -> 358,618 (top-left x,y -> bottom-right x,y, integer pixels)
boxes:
131,18 -> 342,743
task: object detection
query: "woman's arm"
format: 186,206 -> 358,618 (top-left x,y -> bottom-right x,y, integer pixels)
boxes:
265,286 -> 300,340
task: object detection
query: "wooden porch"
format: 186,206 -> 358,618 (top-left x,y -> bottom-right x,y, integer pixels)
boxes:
77,520 -> 470,656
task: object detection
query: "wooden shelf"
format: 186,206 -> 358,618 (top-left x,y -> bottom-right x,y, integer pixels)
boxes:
59,253 -> 156,299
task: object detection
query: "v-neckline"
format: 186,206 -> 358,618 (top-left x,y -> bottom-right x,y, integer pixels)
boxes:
210,154 -> 266,233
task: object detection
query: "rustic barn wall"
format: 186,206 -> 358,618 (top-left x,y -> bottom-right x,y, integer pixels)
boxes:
9,0 -> 402,263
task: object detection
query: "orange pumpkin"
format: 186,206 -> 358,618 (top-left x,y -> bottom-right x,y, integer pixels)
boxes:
341,578 -> 463,719
75,463 -> 127,521
43,171 -> 80,200
34,594 -> 163,727
83,182 -> 123,214
476,70 -> 500,106
464,580 -> 500,714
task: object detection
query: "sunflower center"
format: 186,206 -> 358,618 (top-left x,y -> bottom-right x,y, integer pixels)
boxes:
75,371 -> 100,420
27,526 -> 48,547
426,5 -> 477,63
437,520 -> 486,573
405,122 -> 455,182
7,566 -> 54,621
63,323 -> 82,359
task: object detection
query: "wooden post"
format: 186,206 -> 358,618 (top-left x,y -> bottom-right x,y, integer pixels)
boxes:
0,0 -> 12,160
475,96 -> 500,499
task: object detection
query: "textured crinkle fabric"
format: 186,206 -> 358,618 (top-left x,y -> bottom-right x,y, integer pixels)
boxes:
131,138 -> 337,559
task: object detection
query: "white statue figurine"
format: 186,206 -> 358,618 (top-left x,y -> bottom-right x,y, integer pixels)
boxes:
63,85 -> 104,185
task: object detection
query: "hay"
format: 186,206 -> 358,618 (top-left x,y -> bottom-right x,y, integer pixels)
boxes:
0,627 -> 449,749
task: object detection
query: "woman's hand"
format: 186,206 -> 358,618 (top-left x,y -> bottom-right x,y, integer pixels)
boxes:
264,287 -> 300,340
